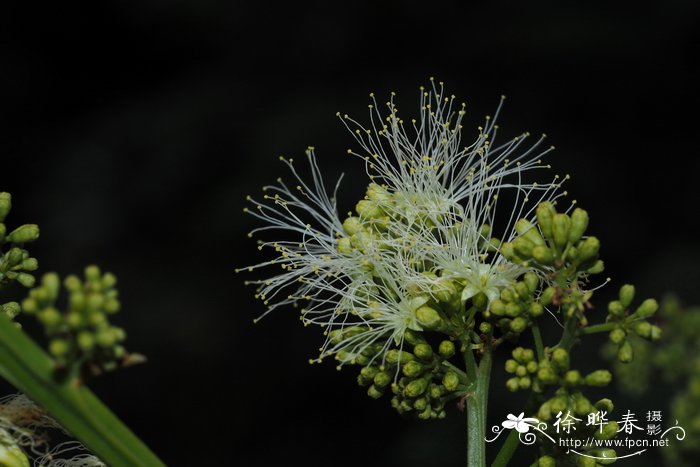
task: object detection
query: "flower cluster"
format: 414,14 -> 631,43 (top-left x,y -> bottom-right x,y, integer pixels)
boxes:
241,81 -> 585,411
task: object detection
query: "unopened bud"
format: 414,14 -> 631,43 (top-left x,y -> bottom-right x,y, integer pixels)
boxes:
568,208 -> 589,244
585,370 -> 612,387
438,340 -> 455,358
443,371 -> 460,391
619,284 -> 635,308
7,224 -> 39,244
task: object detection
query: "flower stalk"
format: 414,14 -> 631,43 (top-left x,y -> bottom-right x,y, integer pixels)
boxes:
466,346 -> 492,467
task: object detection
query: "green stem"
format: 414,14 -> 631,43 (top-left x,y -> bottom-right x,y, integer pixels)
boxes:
556,317 -> 579,351
465,346 -> 492,467
0,313 -> 165,467
531,322 -> 545,361
490,428 -> 520,467
579,322 -> 616,335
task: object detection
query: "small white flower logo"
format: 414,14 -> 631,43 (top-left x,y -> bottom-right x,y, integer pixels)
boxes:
502,412 -> 539,433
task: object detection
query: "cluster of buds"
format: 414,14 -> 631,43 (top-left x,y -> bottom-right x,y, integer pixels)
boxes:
486,273 -> 543,337
349,330 -> 465,420
20,266 -> 139,379
502,203 -> 602,276
606,284 -> 661,362
0,193 -> 40,291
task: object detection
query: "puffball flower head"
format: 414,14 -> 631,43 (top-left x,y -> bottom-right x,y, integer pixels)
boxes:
241,79 -> 566,367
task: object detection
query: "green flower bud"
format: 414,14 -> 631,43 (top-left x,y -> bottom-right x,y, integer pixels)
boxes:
336,236 -> 352,253
2,302 -> 21,320
38,307 -> 62,328
505,302 -> 521,317
635,298 -> 658,318
521,348 -> 535,362
432,278 -> 458,303
16,273 -> 35,288
537,401 -> 552,420
430,383 -> 444,398
513,236 -> 535,257
20,298 -> 38,314
443,371 -> 460,391
532,245 -> 554,265
20,258 -> 38,271
471,292 -> 488,310
649,325 -> 662,341
566,246 -> 579,261
576,455 -> 597,467
568,208 -> 589,244
405,378 -> 429,397
3,248 -> 23,268
633,321 -> 652,338
366,183 -> 390,202
399,399 -> 413,412
515,365 -> 528,377
585,370 -> 612,387
587,259 -> 605,274
506,377 -> 520,392
539,287 -> 556,306
577,236 -> 600,262
385,350 -> 414,365
619,284 -> 635,308
77,331 -> 95,351
402,360 -> 424,377
96,329 -> 117,348
478,321 -> 492,334
549,395 -> 568,413
342,216 -> 363,235
594,399 -> 614,413
609,328 -> 626,344
413,397 -> 428,411
415,305 -> 445,330
510,316 -> 527,334
66,311 -> 82,328
528,302 -> 544,317
514,282 -> 530,299
607,300 -> 625,318
404,329 -> 424,346
537,455 -> 555,467
505,359 -> 518,373
489,299 -> 506,316
360,366 -> 379,380
617,340 -> 633,363
355,199 -> 383,219
438,340 -> 455,358
526,361 -> 538,373
519,376 -> 531,389
512,347 -> 525,361
551,348 -> 570,371
536,202 -> 556,239
523,272 -> 539,292
6,224 -> 40,243
413,343 -> 433,361
537,367 -> 558,385
367,384 -> 384,399
373,371 -> 392,388
552,213 -> 571,250
0,192 -> 12,222
49,338 -> 70,357
564,370 -> 582,386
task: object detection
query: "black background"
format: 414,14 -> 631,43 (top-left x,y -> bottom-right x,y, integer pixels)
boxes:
1,1 -> 699,466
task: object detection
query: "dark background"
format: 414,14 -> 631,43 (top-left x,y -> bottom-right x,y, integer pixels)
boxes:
1,1 -> 699,466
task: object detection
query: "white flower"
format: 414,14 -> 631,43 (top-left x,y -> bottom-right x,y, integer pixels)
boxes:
502,412 -> 539,433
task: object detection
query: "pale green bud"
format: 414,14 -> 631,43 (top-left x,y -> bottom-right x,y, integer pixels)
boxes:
513,236 -> 535,257
479,321 -> 492,333
432,278 -> 458,303
552,213 -> 571,249
535,202 -> 556,240
518,376 -> 531,389
537,455 -> 555,467
515,365 -> 528,377
405,378 -> 429,397
551,348 -> 570,371
366,183 -> 390,202
443,371 -> 460,391
373,371 -> 392,388
539,287 -> 556,306
633,321 -> 652,338
505,359 -> 518,373
617,340 -> 633,363
367,385 -> 384,399
587,259 -> 605,274
415,306 -> 444,330
336,237 -> 352,253
526,361 -> 538,373
402,360 -> 424,377
607,300 -> 625,318
609,328 -> 626,344
564,370 -> 582,386
594,421 -> 619,440
578,236 -> 600,262
619,284 -> 635,308
515,219 -> 545,246
16,273 -> 35,288
438,340 -> 455,358
0,442 -> 30,467
505,302 -> 521,317
0,192 -> 12,222
77,331 -> 95,351
489,299 -> 506,316
537,367 -> 558,385
7,224 -> 40,243
355,199 -> 383,218
585,370 -> 612,387
38,307 -> 62,328
49,338 -> 70,357
649,325 -> 662,341
506,377 -> 520,392
413,343 -> 433,361
528,302 -> 544,317
342,216 -> 362,235
568,208 -> 589,244
2,302 -> 21,319
360,366 -> 379,380
635,298 -> 658,318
